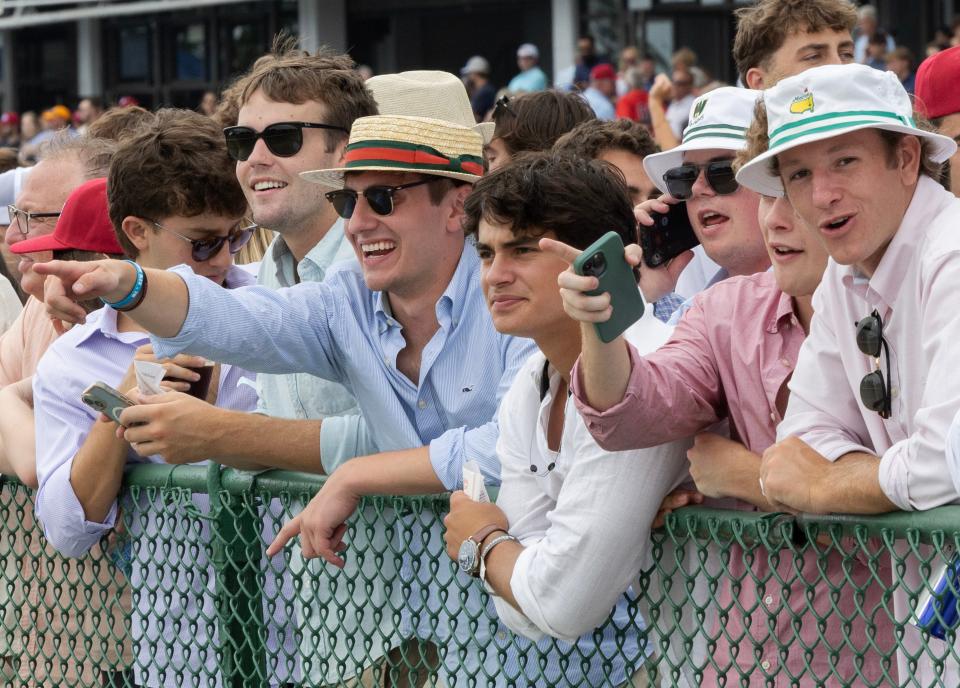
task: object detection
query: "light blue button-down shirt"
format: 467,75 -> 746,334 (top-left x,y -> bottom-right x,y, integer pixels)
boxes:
254,220 -> 377,471
152,243 -> 536,489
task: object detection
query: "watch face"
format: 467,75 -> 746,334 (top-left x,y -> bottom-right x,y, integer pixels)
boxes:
458,539 -> 479,575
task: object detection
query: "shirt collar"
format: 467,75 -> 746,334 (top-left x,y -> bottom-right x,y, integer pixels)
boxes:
374,239 -> 477,331
841,176 -> 951,309
765,288 -> 799,334
267,218 -> 348,287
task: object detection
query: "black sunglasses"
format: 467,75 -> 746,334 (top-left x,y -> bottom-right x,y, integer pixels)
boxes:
325,178 -> 439,219
855,310 -> 892,419
148,219 -> 257,262
663,160 -> 738,200
223,122 -> 349,161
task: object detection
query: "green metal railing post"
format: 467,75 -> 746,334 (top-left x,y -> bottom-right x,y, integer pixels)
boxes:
207,464 -> 268,688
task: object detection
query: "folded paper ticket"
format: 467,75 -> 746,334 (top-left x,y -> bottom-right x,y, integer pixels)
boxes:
462,460 -> 490,503
134,360 -> 166,396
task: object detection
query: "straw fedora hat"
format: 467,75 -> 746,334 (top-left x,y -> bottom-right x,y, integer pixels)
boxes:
366,70 -> 494,144
302,114 -> 484,188
736,63 -> 957,197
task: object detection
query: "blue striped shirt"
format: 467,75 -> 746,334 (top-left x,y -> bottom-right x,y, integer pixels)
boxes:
152,243 -> 537,489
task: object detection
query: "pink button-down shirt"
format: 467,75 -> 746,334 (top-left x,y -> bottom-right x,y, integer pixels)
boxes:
572,270 -> 893,686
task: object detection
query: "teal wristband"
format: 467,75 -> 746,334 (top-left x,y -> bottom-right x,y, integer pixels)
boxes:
101,260 -> 144,310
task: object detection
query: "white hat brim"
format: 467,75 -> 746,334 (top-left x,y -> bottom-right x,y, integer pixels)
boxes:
643,135 -> 748,196
302,166 -> 481,189
737,122 -> 959,198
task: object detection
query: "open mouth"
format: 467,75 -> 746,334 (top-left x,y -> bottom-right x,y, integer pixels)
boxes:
772,245 -> 802,256
361,240 -> 397,258
821,215 -> 852,232
699,211 -> 729,229
253,180 -> 288,192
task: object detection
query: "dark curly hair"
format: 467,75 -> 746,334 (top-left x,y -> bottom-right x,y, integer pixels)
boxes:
492,91 -> 596,156
463,151 -> 637,249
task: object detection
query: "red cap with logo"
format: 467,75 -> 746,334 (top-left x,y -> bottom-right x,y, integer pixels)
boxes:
915,46 -> 960,119
590,64 -> 617,81
9,178 -> 126,255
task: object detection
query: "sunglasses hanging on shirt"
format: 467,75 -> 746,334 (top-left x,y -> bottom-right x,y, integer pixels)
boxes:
855,309 -> 892,419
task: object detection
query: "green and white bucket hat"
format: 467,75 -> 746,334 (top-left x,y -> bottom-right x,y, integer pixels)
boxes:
643,86 -> 761,195
736,63 -> 958,197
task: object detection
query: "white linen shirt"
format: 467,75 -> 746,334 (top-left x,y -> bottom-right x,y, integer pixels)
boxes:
778,176 -> 960,511
494,310 -> 691,640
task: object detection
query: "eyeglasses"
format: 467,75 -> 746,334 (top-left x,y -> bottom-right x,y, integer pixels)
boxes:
492,95 -> 514,121
147,219 -> 257,262
663,160 -> 739,200
325,178 -> 439,219
7,205 -> 62,238
855,309 -> 892,419
223,121 -> 349,161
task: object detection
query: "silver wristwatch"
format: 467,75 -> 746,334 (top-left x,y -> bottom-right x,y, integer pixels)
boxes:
457,524 -> 502,577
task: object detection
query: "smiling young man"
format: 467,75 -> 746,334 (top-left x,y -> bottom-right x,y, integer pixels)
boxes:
37,113 -> 537,685
443,152 -> 689,686
736,62 -> 959,685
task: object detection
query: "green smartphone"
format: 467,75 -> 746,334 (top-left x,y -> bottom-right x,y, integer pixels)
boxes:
572,231 -> 645,343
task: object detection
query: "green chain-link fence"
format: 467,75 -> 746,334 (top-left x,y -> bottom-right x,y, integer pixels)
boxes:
4,465 -> 960,687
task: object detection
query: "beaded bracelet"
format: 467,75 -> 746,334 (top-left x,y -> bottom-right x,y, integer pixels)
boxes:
100,260 -> 148,311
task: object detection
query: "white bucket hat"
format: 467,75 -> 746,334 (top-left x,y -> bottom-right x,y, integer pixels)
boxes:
736,63 -> 958,197
365,70 -> 494,144
643,86 -> 760,195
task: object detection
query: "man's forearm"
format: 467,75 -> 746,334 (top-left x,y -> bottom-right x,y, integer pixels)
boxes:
335,446 -> 445,496
816,452 -> 897,514
649,98 -> 679,150
206,409 -> 323,473
578,323 -> 633,411
70,422 -> 130,523
481,535 -> 523,610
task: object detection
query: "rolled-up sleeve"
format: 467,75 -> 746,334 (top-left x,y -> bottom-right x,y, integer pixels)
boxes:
572,298 -> 724,451
33,365 -> 117,557
874,255 -> 960,510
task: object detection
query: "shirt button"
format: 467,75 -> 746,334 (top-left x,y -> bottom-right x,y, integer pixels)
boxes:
780,358 -> 791,367
770,412 -> 777,422
890,385 -> 899,398
496,631 -> 507,641
764,595 -> 774,606
418,399 -> 427,409
761,660 -> 771,671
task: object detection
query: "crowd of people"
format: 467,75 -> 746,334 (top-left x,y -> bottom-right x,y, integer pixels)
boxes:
1,0 -> 960,685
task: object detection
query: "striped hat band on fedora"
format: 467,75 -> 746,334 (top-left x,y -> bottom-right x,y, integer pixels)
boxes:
302,114 -> 484,188
735,63 -> 958,197
643,86 -> 759,196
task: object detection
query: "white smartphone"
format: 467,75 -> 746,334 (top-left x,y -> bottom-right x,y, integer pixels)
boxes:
81,382 -> 137,425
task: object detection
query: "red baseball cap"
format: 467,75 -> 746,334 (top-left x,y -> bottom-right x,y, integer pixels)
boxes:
1,112 -> 19,126
10,178 -> 125,255
590,63 -> 617,81
915,46 -> 960,119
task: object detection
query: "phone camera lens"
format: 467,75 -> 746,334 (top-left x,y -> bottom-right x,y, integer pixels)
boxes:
585,253 -> 606,277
